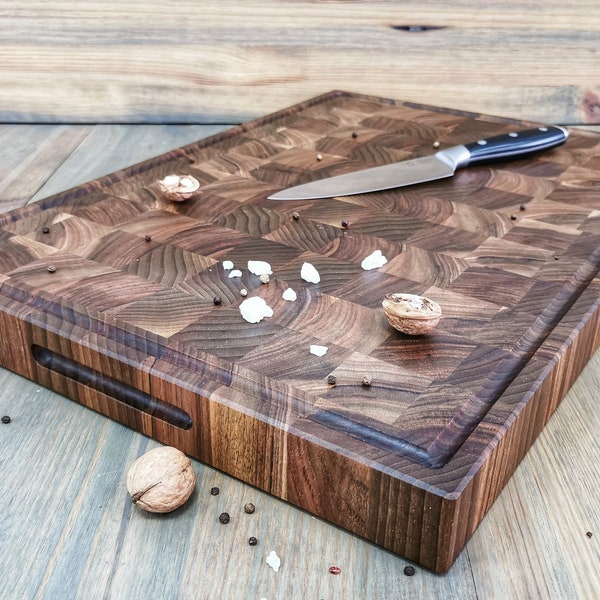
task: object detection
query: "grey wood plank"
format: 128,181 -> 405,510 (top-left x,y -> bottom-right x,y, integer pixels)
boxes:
0,125 -> 93,213
0,1 -> 598,124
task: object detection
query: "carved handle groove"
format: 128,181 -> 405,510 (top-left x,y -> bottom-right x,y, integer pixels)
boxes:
31,344 -> 193,430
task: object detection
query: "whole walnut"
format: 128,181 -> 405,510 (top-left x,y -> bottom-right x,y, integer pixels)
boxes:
126,446 -> 196,513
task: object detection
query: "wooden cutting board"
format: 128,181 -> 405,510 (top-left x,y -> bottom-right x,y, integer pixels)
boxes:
1,91 -> 599,573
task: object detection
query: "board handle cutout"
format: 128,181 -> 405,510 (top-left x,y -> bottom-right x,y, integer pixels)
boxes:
31,344 -> 193,430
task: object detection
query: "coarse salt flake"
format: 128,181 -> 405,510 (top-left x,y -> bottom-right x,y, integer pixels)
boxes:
310,345 -> 328,357
300,262 -> 320,284
282,288 -> 297,302
361,250 -> 388,270
228,269 -> 243,278
266,550 -> 281,573
222,260 -> 234,270
239,297 -> 273,323
248,260 -> 272,276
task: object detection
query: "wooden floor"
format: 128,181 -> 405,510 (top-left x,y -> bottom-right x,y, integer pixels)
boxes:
0,124 -> 599,600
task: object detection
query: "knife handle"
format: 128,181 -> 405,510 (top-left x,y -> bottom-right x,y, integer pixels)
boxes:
461,126 -> 568,167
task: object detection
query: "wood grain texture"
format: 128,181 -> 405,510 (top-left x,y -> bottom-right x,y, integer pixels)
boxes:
0,1 -> 599,124
0,123 -> 598,598
0,93 -> 599,575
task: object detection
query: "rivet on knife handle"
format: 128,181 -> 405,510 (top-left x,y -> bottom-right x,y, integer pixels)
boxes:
460,126 -> 569,167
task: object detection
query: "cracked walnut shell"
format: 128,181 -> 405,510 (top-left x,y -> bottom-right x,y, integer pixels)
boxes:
382,293 -> 441,335
158,174 -> 200,202
126,446 -> 196,513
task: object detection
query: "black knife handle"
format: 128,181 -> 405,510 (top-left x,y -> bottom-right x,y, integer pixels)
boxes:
463,126 -> 568,167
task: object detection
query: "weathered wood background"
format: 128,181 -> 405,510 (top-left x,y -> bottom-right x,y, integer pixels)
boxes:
1,0 -> 599,125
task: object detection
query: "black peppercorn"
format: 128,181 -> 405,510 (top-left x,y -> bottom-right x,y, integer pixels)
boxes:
41,227 -> 50,234
210,487 -> 220,496
244,502 -> 256,514
510,214 -> 517,221
219,512 -> 230,524
1,415 -> 11,424
403,565 -> 416,576
327,374 -> 337,386
213,296 -> 222,306
341,220 -> 349,228
520,204 -> 527,211
292,212 -> 300,220
352,132 -> 358,139
144,234 -> 152,242
248,536 -> 258,546
361,376 -> 372,388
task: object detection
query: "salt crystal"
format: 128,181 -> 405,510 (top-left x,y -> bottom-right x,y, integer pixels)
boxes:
310,344 -> 328,357
300,262 -> 320,283
228,269 -> 243,278
361,250 -> 388,270
266,550 -> 281,573
222,260 -> 234,270
248,260 -> 272,276
282,288 -> 297,302
239,297 -> 273,323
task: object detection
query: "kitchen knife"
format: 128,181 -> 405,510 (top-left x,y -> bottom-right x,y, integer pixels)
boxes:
267,126 -> 568,200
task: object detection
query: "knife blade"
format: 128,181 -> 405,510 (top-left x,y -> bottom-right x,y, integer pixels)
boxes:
267,126 -> 568,200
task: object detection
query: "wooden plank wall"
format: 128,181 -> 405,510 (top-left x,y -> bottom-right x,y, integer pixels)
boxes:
1,0 -> 599,125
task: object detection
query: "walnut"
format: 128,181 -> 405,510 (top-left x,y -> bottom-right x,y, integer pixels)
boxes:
382,293 -> 442,335
158,174 -> 200,202
126,446 -> 196,513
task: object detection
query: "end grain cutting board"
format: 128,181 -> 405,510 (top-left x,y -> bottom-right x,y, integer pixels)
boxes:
1,91 -> 599,572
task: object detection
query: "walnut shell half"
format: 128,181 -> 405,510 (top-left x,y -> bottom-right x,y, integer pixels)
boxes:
158,174 -> 200,202
382,293 -> 441,335
126,446 -> 196,513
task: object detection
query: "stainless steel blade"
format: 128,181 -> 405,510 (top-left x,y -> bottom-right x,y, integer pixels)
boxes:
267,149 -> 464,200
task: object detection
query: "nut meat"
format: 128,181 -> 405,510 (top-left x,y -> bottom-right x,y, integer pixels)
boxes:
126,446 -> 196,513
382,293 -> 442,335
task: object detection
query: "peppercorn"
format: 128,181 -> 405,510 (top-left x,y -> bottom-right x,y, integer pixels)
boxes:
510,214 -> 517,221
244,502 -> 256,514
327,375 -> 337,386
144,234 -> 152,242
1,415 -> 11,424
248,536 -> 258,546
219,512 -> 230,524
213,296 -> 222,306
520,204 -> 527,211
316,153 -> 323,161
352,132 -> 358,139
210,487 -> 220,496
292,212 -> 300,220
361,376 -> 372,388
403,565 -> 416,576
47,265 -> 56,273
41,227 -> 50,234
341,220 -> 349,228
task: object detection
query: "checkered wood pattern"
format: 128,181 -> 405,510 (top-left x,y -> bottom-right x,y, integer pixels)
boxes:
1,92 -> 599,571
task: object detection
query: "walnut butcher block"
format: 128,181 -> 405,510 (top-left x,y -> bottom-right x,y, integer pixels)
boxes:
0,91 -> 598,573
